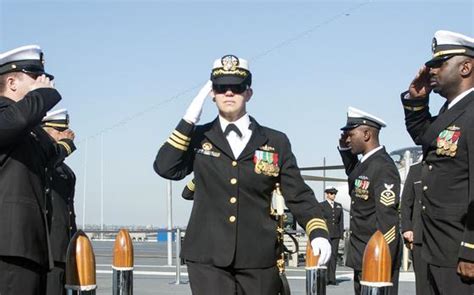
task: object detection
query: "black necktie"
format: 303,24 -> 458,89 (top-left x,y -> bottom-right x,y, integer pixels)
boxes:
224,123 -> 242,137
438,102 -> 448,115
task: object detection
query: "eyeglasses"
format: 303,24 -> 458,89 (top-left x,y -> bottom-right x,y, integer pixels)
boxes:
212,84 -> 248,94
21,70 -> 42,80
20,67 -> 54,80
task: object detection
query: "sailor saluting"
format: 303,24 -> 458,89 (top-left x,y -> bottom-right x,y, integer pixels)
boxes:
154,54 -> 331,294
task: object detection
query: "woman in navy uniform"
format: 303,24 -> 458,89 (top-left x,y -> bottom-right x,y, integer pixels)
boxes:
400,162 -> 428,294
401,30 -> 474,294
338,107 -> 401,295
154,55 -> 331,294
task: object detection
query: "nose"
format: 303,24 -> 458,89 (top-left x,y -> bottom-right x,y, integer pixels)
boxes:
225,89 -> 234,96
428,67 -> 438,75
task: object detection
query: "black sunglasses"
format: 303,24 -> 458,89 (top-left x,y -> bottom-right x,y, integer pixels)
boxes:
213,84 -> 248,94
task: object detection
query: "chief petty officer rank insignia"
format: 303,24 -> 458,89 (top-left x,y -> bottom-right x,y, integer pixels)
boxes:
380,184 -> 396,206
253,145 -> 279,177
436,125 -> 461,157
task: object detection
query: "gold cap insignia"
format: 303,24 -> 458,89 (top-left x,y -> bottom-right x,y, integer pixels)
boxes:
221,55 -> 239,71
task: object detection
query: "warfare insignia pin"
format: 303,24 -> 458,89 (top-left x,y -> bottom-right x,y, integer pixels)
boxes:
447,125 -> 460,131
259,145 -> 275,152
253,150 -> 280,177
202,142 -> 212,151
221,55 -> 239,71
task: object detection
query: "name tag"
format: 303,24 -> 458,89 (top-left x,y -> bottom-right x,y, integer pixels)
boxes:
195,148 -> 220,158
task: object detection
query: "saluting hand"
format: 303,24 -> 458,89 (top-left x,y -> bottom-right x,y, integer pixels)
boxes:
408,66 -> 432,99
58,129 -> 75,141
339,132 -> 349,149
183,80 -> 212,124
311,237 -> 332,266
457,259 -> 474,280
29,74 -> 54,92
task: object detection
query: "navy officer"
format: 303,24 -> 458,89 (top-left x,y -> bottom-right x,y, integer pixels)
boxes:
154,54 -> 331,294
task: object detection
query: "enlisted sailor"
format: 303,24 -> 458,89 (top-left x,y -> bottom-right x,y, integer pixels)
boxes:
320,186 -> 344,285
154,54 -> 331,294
401,30 -> 474,294
338,107 -> 401,295
400,162 -> 428,295
0,45 -> 61,295
42,109 -> 77,295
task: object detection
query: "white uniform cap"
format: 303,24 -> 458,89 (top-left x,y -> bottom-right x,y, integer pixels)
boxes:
42,108 -> 69,130
426,30 -> 474,66
0,45 -> 53,79
210,54 -> 251,86
341,107 -> 387,131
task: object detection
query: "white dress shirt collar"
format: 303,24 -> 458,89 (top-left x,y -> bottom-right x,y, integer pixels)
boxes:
360,145 -> 384,163
219,113 -> 251,134
219,114 -> 252,159
448,87 -> 474,110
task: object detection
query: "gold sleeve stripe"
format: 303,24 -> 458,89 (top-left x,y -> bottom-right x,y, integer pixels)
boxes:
44,122 -> 69,128
172,130 -> 191,142
169,134 -> 190,146
58,141 -> 72,155
306,218 -> 327,229
305,218 -> 328,235
187,180 -> 195,192
306,224 -> 328,236
383,226 -> 396,244
461,242 -> 474,250
166,138 -> 188,151
433,49 -> 466,57
403,105 -> 426,111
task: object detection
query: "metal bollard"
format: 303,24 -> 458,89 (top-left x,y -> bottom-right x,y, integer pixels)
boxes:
65,230 -> 97,295
112,228 -> 134,295
170,228 -> 188,285
305,240 -> 326,295
360,231 -> 392,295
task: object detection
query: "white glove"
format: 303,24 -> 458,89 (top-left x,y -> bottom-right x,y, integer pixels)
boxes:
183,80 -> 212,124
310,237 -> 332,266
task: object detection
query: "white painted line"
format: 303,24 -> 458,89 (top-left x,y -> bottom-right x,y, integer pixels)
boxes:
96,269 -> 415,282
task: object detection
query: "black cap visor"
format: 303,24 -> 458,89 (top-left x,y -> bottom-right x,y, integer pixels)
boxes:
425,55 -> 454,67
0,60 -> 54,80
340,118 -> 382,131
211,75 -> 249,86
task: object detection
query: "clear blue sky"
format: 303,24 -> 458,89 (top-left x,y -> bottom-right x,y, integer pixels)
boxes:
1,0 -> 473,227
